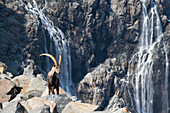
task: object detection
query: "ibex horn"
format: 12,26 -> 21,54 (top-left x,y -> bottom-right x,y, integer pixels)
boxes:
39,53 -> 58,66
58,55 -> 62,66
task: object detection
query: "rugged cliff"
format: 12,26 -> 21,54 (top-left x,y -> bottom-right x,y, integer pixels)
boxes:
0,0 -> 169,113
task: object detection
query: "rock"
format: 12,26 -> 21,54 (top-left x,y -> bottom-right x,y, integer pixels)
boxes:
21,97 -> 56,113
0,62 -> 7,74
62,102 -> 99,113
112,108 -> 131,113
12,75 -> 32,88
20,77 -> 46,94
28,104 -> 51,113
106,95 -> 126,112
36,74 -> 45,81
0,72 -> 13,80
77,57 -> 127,109
23,60 -> 35,77
89,108 -> 130,113
0,78 -> 16,103
41,87 -> 69,97
0,101 -> 28,113
42,94 -> 71,113
12,90 -> 43,102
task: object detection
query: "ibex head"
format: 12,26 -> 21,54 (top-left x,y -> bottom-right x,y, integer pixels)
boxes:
40,53 -> 62,74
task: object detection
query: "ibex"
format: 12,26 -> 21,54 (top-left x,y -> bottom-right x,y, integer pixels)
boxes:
40,53 -> 62,95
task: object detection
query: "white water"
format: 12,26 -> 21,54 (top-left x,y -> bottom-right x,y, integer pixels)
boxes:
20,0 -> 76,96
127,0 -> 169,113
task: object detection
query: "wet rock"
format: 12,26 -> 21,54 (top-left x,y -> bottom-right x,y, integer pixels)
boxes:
62,102 -> 99,113
0,101 -> 28,113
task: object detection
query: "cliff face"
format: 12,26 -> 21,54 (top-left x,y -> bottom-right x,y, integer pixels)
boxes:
0,0 -> 169,112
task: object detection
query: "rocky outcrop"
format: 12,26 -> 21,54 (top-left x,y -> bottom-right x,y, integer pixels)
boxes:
77,57 -> 128,109
0,0 -> 169,113
0,73 -> 72,113
62,102 -> 99,113
42,94 -> 71,113
21,97 -> 56,113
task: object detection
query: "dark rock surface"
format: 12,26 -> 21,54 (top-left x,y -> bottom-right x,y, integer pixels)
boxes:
77,57 -> 128,109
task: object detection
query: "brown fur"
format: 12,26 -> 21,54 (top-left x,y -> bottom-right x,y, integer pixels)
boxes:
40,54 -> 62,95
47,65 -> 60,95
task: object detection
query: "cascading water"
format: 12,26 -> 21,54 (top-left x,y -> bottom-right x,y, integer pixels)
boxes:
127,0 -> 169,113
20,0 -> 76,96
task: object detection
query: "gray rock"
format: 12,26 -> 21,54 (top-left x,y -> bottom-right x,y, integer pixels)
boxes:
21,90 -> 43,101
0,101 -> 28,113
21,97 -> 56,113
77,57 -> 126,109
0,72 -> 13,80
43,94 -> 71,113
28,104 -> 51,113
106,95 -> 126,112
62,102 -> 99,113
23,60 -> 35,77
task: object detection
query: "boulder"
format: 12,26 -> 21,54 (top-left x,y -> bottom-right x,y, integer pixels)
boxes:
0,78 -> 16,103
12,75 -> 32,88
62,102 -> 99,113
0,101 -> 28,113
43,94 -> 71,113
28,104 -> 51,113
12,90 -> 43,102
20,77 -> 46,94
21,97 -> 56,113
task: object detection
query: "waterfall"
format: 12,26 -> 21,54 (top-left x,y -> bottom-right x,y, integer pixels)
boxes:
20,0 -> 76,96
127,0 -> 169,113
